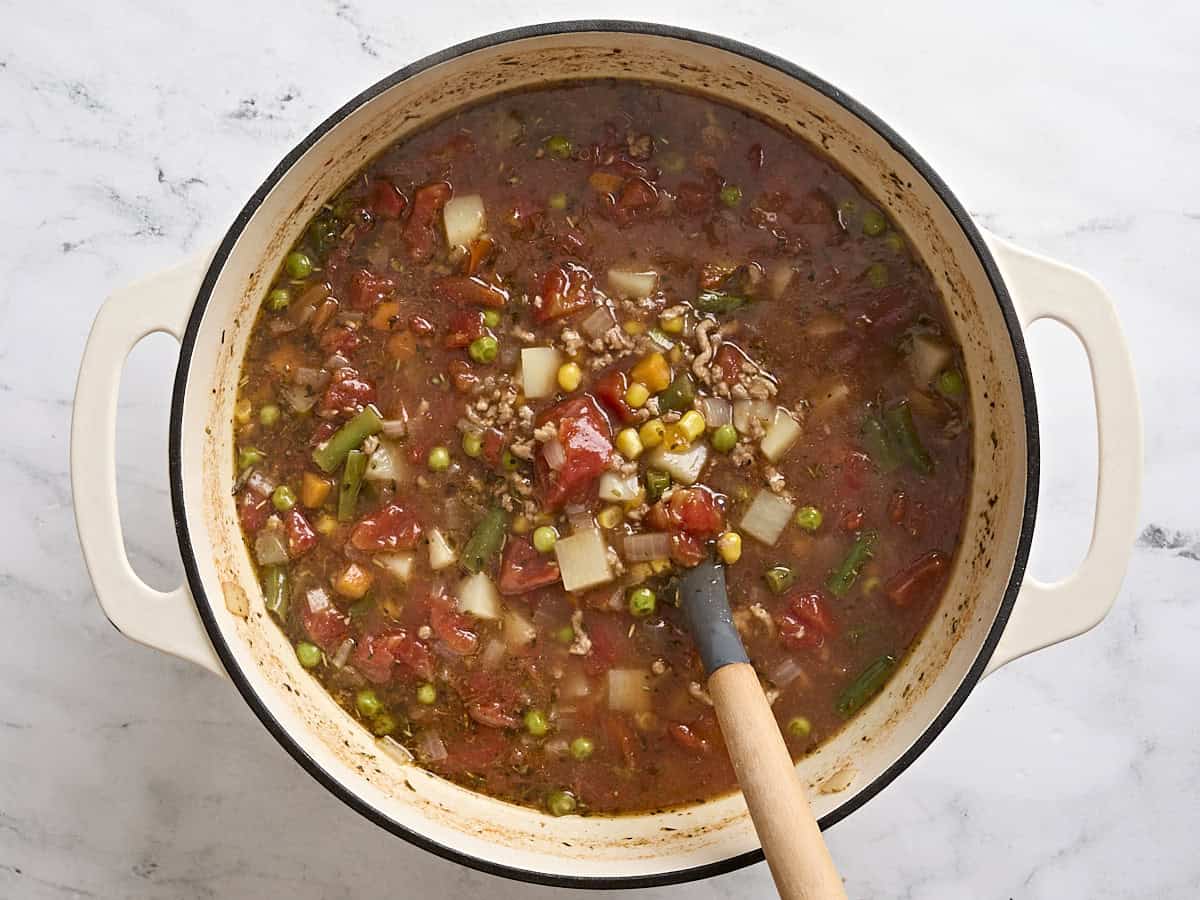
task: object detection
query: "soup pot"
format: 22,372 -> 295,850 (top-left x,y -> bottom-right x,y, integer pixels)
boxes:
71,21 -> 1141,888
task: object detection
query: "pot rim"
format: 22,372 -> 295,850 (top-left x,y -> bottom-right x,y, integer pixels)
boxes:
168,19 -> 1040,889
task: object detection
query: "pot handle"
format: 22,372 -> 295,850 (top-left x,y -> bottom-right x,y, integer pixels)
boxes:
982,234 -> 1141,675
72,252 -> 226,677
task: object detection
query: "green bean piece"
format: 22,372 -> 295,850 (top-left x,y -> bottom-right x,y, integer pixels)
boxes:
656,373 -> 696,413
295,641 -> 322,669
644,469 -> 672,502
694,290 -> 746,316
348,597 -> 373,621
861,414 -> 901,472
460,508 -> 508,574
764,565 -> 796,594
263,566 -> 288,621
337,450 -> 368,522
884,402 -> 934,475
826,530 -> 878,596
312,406 -> 383,473
307,216 -> 341,259
836,655 -> 897,716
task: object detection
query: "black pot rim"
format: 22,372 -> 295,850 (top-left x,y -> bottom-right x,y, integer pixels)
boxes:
168,19 -> 1040,891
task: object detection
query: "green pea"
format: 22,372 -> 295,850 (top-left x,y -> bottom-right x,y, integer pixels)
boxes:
764,565 -> 795,594
482,309 -> 501,328
546,789 -> 577,816
548,192 -> 568,210
427,446 -> 451,472
524,709 -> 550,737
862,209 -> 888,237
271,485 -> 297,512
570,736 -> 595,760
356,689 -> 382,718
295,641 -> 322,669
285,251 -> 313,280
719,185 -> 743,207
416,683 -> 437,705
371,713 -> 398,736
461,430 -> 483,458
259,404 -> 280,427
532,525 -> 559,553
544,135 -> 572,159
787,716 -> 812,738
502,448 -> 520,471
628,587 -> 656,617
555,625 -> 575,644
865,262 -> 889,289
238,447 -> 264,470
468,335 -> 499,364
267,287 -> 291,311
711,423 -> 737,454
795,505 -> 823,532
883,232 -> 904,253
936,369 -> 965,397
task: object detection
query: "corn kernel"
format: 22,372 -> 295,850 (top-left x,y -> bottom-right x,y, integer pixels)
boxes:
660,314 -> 684,335
512,515 -> 530,535
625,382 -> 650,409
668,346 -> 683,365
630,352 -> 671,392
616,427 -> 644,460
234,398 -> 252,425
628,562 -> 654,583
679,410 -> 706,440
315,514 -> 338,536
649,558 -> 673,575
639,418 -> 666,449
557,362 -> 583,392
623,488 -> 647,511
717,531 -> 743,565
663,424 -> 690,452
597,505 -> 623,529
622,320 -> 645,336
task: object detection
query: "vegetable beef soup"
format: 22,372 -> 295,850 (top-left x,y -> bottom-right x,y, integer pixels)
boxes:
233,82 -> 970,816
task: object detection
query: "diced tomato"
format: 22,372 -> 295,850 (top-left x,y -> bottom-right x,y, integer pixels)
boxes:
669,487 -> 725,537
368,179 -> 407,219
444,308 -> 486,349
583,613 -> 623,676
318,368 -> 375,417
284,509 -> 317,557
676,180 -> 714,214
841,450 -> 872,492
533,263 -> 594,322
408,315 -> 434,336
889,490 -> 908,525
347,268 -> 396,311
884,551 -> 947,606
390,630 -> 435,680
777,591 -> 836,651
350,502 -> 422,551
534,395 -> 613,510
840,509 -> 865,532
594,370 -> 636,424
236,489 -> 270,533
433,275 -> 509,308
714,343 -> 750,385
481,427 -> 505,467
447,358 -> 479,393
300,595 -> 350,652
309,420 -> 336,447
669,532 -> 706,568
318,325 -> 360,355
498,537 -> 561,595
429,595 -> 480,655
617,176 -> 658,210
668,722 -> 711,754
605,714 -> 639,768
434,728 -> 507,773
351,629 -> 406,684
468,701 -> 521,730
403,181 -> 452,262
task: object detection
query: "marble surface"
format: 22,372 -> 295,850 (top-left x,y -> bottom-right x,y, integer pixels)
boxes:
2,1 -> 1198,897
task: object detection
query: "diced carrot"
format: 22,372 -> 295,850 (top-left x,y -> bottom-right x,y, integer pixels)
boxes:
630,352 -> 671,392
588,171 -> 624,194
334,563 -> 373,599
301,472 -> 332,509
369,300 -> 402,331
386,331 -> 417,360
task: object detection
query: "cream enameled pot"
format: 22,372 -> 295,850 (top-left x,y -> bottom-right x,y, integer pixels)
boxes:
71,22 -> 1141,888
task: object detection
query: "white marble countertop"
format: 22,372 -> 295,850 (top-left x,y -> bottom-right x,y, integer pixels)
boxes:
3,1 -> 1198,897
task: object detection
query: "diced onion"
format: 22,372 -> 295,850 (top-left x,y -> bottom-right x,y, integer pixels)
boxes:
457,572 -> 501,620
607,268 -> 658,300
810,381 -> 851,419
698,396 -> 732,428
733,399 -> 776,435
907,333 -> 954,386
253,520 -> 289,565
323,353 -> 351,370
607,669 -> 652,713
740,490 -> 796,546
442,194 -> 486,248
364,440 -> 404,482
521,347 -> 562,399
428,528 -> 457,571
565,504 -> 594,533
331,637 -> 355,669
245,471 -> 276,498
480,638 -> 506,670
580,305 -> 616,340
378,736 -> 414,765
805,313 -> 847,338
622,532 -> 671,562
380,417 -> 408,439
375,552 -> 413,582
760,408 -> 802,463
646,442 -> 709,485
768,656 -> 808,689
768,263 -> 795,299
305,587 -> 332,613
597,471 -> 641,502
542,438 -> 566,470
294,367 -> 330,390
554,529 -> 614,592
279,384 -> 318,414
416,729 -> 448,762
560,666 -> 592,698
504,609 -> 537,648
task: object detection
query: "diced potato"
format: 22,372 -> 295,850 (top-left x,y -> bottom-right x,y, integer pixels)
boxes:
740,490 -> 796,546
503,609 -> 537,648
607,268 -> 659,300
646,442 -> 709,485
760,408 -> 803,463
428,528 -> 457,571
442,194 -> 486,248
334,563 -> 373,599
554,529 -> 614,592
521,347 -> 563,399
598,471 -> 642,502
457,572 -> 501,619
375,552 -> 414,582
906,333 -> 953,387
733,399 -> 775,435
607,669 -> 652,713
810,380 -> 851,419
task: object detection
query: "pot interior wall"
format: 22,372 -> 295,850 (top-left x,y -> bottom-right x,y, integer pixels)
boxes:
178,27 -> 1030,881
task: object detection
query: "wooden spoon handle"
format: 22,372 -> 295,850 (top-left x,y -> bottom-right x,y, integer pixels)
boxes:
708,662 -> 848,900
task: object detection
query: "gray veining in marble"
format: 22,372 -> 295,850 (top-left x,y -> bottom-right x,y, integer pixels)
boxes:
2,1 -> 1198,897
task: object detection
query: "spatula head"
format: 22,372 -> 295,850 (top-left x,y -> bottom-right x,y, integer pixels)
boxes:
678,557 -> 750,675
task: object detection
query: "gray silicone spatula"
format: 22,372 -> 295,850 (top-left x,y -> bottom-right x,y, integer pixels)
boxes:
679,558 -> 847,900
